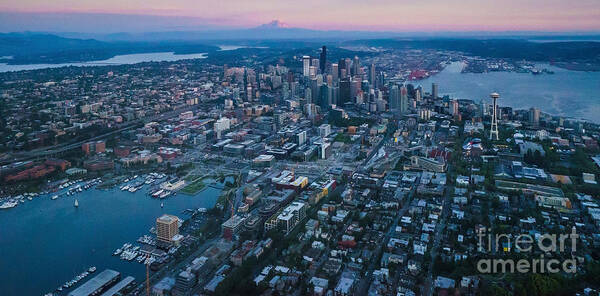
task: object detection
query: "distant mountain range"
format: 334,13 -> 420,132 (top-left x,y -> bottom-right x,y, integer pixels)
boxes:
54,21 -> 401,42
0,21 -> 599,66
41,20 -> 600,42
0,33 -> 218,64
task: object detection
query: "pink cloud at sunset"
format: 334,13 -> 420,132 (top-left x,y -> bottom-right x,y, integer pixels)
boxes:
1,0 -> 599,32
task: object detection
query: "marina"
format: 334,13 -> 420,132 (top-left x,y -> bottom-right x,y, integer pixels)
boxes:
0,173 -> 223,296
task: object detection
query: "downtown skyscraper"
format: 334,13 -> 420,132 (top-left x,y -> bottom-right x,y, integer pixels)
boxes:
319,46 -> 327,74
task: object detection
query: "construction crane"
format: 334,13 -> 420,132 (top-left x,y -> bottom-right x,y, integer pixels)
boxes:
145,254 -> 150,296
228,193 -> 235,218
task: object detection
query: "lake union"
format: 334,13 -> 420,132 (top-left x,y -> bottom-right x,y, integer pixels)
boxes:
0,182 -> 222,296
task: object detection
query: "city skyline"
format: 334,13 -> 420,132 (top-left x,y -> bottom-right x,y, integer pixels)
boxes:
1,0 -> 600,33
1,2 -> 600,295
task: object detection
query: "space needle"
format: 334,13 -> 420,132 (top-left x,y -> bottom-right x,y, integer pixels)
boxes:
489,92 -> 500,140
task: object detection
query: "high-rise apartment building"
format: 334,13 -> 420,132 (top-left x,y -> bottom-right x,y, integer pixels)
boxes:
156,214 -> 179,244
529,107 -> 541,126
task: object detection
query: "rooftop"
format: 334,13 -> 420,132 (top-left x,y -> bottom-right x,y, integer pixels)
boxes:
68,269 -> 120,296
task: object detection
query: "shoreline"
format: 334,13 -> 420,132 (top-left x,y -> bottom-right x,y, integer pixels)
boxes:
412,61 -> 599,123
0,51 -> 208,73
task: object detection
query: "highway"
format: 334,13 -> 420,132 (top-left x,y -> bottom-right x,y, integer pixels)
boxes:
2,105 -> 201,165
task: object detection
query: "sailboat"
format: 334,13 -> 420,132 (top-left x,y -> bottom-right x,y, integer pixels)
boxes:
74,199 -> 79,207
160,202 -> 164,208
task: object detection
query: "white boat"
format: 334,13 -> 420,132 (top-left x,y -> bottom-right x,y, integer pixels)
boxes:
0,201 -> 18,209
152,189 -> 164,198
88,266 -> 96,273
51,195 -> 58,200
160,202 -> 164,208
74,199 -> 79,207
159,191 -> 170,199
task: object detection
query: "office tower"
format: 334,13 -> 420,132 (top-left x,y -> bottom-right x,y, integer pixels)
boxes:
291,81 -> 299,97
340,68 -> 347,80
406,84 -> 415,98
400,85 -> 409,114
316,73 -> 323,85
309,66 -> 316,77
432,83 -> 438,99
415,89 -> 421,102
319,124 -> 331,137
352,56 -> 360,76
369,63 -> 376,85
310,77 -> 319,103
326,85 -> 334,106
332,86 -> 339,106
311,58 -> 320,74
302,56 -> 311,77
376,99 -> 386,112
390,84 -> 400,110
480,99 -> 487,116
319,84 -> 329,109
296,130 -> 307,146
246,85 -> 253,101
350,77 -> 361,100
490,92 -> 500,140
339,78 -> 351,105
361,80 -> 369,93
529,107 -> 540,126
377,71 -> 385,88
331,63 -> 339,82
319,46 -> 327,74
326,74 -> 333,87
338,59 -> 346,78
419,108 -> 431,121
344,58 -> 351,76
451,99 -> 459,116
156,214 -> 179,244
304,103 -> 318,119
305,87 -> 312,104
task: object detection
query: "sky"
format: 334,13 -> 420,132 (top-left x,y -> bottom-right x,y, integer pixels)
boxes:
1,0 -> 599,33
